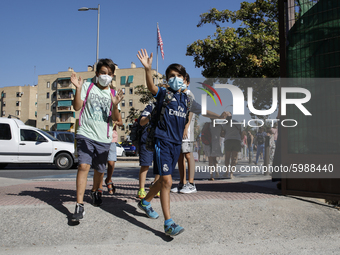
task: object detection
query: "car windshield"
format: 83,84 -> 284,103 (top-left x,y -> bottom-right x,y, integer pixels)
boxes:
39,130 -> 59,141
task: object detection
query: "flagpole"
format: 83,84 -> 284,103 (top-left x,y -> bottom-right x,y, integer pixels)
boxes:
156,22 -> 159,86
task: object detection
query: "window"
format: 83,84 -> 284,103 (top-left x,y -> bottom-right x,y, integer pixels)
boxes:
21,129 -> 41,142
46,92 -> 50,99
53,82 -> 57,88
122,88 -> 125,95
0,124 -> 11,140
127,75 -> 134,83
129,99 -> 133,107
120,76 -> 126,85
16,92 -> 22,97
121,125 -> 125,131
2,102 -> 5,107
16,110 -> 20,116
45,125 -> 49,130
35,111 -> 37,117
52,92 -> 56,99
120,136 -> 125,142
1,92 -> 6,98
16,101 -> 21,107
2,111 -> 5,116
35,102 -> 37,108
129,88 -> 133,94
121,100 -> 125,107
121,112 -> 125,119
46,103 -> 49,110
47,82 -> 50,88
45,114 -> 49,121
51,115 -> 55,122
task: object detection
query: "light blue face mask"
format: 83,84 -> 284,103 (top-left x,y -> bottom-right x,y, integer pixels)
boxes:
181,83 -> 187,91
168,77 -> 183,91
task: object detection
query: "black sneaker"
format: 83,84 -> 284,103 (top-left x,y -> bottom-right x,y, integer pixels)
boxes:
71,203 -> 85,222
90,190 -> 102,206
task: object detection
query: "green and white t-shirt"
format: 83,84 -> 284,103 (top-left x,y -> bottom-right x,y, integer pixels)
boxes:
77,81 -> 113,143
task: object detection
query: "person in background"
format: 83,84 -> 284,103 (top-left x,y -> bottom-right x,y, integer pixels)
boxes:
246,131 -> 254,163
255,127 -> 267,165
222,112 -> 242,179
137,102 -> 160,199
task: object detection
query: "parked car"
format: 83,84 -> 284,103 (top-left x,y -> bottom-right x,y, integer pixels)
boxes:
47,131 -> 75,143
120,141 -> 137,156
115,142 -> 126,157
0,117 -> 77,170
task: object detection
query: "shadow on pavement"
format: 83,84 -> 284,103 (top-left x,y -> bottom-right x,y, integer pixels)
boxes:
10,186 -> 173,241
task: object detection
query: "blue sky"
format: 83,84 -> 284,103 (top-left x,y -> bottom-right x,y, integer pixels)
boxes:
0,0 -> 248,88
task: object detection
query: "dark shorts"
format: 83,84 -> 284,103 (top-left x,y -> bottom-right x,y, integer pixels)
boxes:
154,138 -> 181,176
76,134 -> 111,173
139,143 -> 154,166
224,139 -> 241,152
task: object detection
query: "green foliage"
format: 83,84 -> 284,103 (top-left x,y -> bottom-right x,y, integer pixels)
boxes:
134,85 -> 155,105
186,0 -> 280,119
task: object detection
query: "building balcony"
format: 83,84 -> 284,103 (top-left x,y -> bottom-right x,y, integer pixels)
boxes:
56,116 -> 75,123
57,84 -> 76,90
57,94 -> 74,100
57,105 -> 75,112
56,100 -> 74,112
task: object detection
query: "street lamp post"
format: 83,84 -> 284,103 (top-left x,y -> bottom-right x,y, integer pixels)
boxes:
78,4 -> 100,66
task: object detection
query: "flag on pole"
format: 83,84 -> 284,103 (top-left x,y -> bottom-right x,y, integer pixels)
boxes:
157,24 -> 164,60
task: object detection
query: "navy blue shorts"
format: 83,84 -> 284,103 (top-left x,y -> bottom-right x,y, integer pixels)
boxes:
139,143 -> 153,166
76,134 -> 111,173
154,138 -> 181,176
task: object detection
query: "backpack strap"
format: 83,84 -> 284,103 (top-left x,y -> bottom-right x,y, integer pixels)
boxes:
107,89 -> 116,138
159,89 -> 174,125
78,83 -> 94,127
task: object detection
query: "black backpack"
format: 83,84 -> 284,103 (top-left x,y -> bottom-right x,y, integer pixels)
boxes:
129,121 -> 140,142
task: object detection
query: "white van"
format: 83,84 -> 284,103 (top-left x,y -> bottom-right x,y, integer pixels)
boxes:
0,117 -> 77,170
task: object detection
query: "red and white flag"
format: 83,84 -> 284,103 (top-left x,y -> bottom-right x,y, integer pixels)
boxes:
157,25 -> 164,60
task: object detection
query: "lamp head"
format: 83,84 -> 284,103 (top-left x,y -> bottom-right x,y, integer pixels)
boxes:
78,7 -> 89,11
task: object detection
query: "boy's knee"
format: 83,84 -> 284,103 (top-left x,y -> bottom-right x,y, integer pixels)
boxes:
78,164 -> 90,172
160,176 -> 172,189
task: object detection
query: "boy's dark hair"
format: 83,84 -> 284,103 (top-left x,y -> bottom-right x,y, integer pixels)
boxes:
96,58 -> 116,74
165,63 -> 187,81
185,73 -> 190,83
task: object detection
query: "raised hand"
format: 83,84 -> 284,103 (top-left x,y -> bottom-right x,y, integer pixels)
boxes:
110,89 -> 124,106
137,49 -> 153,70
71,72 -> 82,89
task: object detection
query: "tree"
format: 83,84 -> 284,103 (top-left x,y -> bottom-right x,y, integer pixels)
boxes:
186,0 -> 279,118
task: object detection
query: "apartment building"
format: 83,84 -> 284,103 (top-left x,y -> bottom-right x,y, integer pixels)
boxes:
36,63 -> 161,142
0,85 -> 38,126
37,66 -> 95,132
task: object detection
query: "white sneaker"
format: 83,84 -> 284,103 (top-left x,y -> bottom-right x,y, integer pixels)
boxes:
180,183 -> 197,194
170,183 -> 183,193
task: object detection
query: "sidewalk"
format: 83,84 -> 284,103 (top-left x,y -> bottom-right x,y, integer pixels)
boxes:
0,160 -> 339,254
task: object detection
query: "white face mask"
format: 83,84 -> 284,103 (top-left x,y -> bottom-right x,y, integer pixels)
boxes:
97,74 -> 112,87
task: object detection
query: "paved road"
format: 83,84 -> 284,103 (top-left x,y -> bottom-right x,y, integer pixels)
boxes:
0,159 -> 339,254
